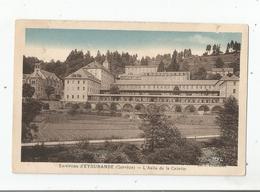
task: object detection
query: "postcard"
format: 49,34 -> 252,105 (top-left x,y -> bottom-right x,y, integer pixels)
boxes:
13,20 -> 248,175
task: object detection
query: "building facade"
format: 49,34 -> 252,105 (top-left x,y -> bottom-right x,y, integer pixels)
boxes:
64,67 -> 101,102
207,68 -> 234,76
125,65 -> 158,75
84,60 -> 114,90
63,63 -> 239,113
23,63 -> 63,99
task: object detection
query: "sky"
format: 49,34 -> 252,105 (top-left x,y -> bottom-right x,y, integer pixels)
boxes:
25,28 -> 242,62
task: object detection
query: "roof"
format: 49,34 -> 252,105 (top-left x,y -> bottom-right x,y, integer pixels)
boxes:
211,68 -> 234,72
83,61 -> 112,74
115,79 -> 218,85
220,74 -> 239,81
41,70 -> 61,81
26,69 -> 61,81
65,67 -> 101,83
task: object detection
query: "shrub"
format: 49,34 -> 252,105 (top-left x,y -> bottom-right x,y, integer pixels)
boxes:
96,102 -> 104,113
68,103 -> 79,116
84,102 -> 92,111
110,102 -> 117,113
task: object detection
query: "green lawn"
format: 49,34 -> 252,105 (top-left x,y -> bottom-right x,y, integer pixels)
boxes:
34,113 -> 220,142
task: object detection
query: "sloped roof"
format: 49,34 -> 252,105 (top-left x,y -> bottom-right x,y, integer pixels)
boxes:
211,68 -> 234,72
65,67 -> 101,83
41,70 -> 61,81
83,61 -> 111,73
220,74 -> 239,81
115,79 -> 218,85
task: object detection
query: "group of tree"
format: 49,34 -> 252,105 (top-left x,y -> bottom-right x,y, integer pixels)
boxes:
23,50 -> 139,79
204,44 -> 222,56
204,40 -> 241,56
225,40 -> 241,54
22,83 -> 42,142
216,96 -> 239,166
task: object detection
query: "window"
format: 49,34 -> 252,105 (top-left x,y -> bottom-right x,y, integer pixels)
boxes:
234,81 -> 236,86
67,80 -> 69,84
83,87 -> 85,90
77,95 -> 79,99
83,95 -> 85,99
77,87 -> 80,90
78,81 -> 80,84
67,95 -> 69,99
72,95 -> 74,99
233,89 -> 236,93
83,81 -> 85,84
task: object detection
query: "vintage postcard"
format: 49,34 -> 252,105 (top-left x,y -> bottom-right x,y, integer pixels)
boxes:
13,20 -> 248,175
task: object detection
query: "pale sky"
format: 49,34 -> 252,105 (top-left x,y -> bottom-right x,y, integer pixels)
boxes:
25,28 -> 242,62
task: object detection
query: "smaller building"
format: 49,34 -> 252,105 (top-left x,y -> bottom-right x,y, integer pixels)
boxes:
216,75 -> 239,100
23,63 -> 63,100
207,68 -> 234,76
125,65 -> 158,75
83,59 -> 114,90
64,67 -> 101,102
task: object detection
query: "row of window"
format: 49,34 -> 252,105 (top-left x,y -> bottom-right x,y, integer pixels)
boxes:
119,84 -> 215,90
67,95 -> 86,99
66,86 -> 99,92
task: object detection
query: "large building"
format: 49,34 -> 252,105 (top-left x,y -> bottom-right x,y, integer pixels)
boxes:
64,59 -> 114,102
23,63 -> 63,99
63,62 -> 239,114
64,66 -> 101,102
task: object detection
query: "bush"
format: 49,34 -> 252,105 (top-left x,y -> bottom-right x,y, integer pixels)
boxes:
104,152 -> 130,163
145,140 -> 202,165
110,102 -> 117,113
84,102 -> 92,111
96,102 -> 104,113
68,103 -> 80,115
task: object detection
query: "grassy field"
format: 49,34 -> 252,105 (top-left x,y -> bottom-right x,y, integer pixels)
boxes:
34,113 -> 220,142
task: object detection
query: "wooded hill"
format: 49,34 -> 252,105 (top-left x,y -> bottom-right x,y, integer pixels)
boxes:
23,45 -> 240,81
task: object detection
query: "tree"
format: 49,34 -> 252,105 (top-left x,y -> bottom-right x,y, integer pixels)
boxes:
22,83 -> 35,98
212,44 -> 217,55
216,96 -> 239,166
206,44 -> 211,55
140,106 -> 202,164
157,61 -> 165,72
167,50 -> 179,71
215,57 -> 224,68
140,57 -> 148,65
140,105 -> 183,152
22,99 -> 42,142
226,42 -> 230,54
45,86 -> 55,100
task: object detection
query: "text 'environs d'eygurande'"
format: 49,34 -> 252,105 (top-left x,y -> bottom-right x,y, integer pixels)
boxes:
59,163 -> 186,171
